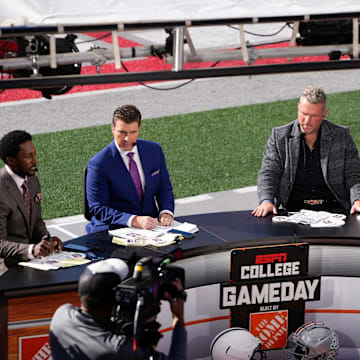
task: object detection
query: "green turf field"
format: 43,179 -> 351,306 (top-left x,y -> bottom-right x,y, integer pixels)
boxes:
6,89 -> 360,219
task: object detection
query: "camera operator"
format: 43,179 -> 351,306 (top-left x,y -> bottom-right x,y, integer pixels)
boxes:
49,258 -> 187,360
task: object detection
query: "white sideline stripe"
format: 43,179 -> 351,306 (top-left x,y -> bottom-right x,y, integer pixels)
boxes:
47,225 -> 78,239
233,185 -> 257,194
175,194 -> 213,205
45,214 -> 87,226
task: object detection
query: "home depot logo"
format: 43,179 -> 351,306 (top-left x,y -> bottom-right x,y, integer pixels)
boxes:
19,334 -> 50,360
250,310 -> 288,350
31,343 -> 51,360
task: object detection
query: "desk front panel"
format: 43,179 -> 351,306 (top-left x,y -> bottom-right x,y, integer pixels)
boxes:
6,291 -> 80,360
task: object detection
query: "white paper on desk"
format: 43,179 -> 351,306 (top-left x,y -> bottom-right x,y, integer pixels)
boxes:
109,227 -> 167,240
273,209 -> 346,227
172,222 -> 199,233
20,261 -> 62,271
19,251 -> 89,271
109,220 -> 198,247
147,233 -> 178,247
310,218 -> 345,228
109,220 -> 191,239
154,220 -> 182,232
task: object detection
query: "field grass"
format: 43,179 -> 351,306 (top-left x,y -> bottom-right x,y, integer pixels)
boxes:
8,89 -> 360,219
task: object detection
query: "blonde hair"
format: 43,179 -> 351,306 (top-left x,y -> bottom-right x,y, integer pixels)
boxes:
301,86 -> 326,105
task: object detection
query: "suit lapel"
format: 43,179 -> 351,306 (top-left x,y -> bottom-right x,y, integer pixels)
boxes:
28,178 -> 38,233
2,169 -> 31,233
137,141 -> 151,200
319,122 -> 332,181
289,122 -> 302,186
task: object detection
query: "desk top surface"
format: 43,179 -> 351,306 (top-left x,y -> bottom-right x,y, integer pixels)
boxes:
1,210 -> 360,297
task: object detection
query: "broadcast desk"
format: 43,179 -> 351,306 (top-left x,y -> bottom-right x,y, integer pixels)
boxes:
1,211 -> 360,359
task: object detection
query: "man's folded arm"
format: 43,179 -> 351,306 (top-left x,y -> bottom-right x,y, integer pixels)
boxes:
344,129 -> 360,203
257,130 -> 283,204
88,202 -> 133,228
0,203 -> 10,240
87,165 -> 133,227
0,239 -> 29,261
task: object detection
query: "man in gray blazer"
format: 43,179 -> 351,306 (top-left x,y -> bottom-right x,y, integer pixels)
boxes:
253,86 -> 360,217
0,130 -> 62,259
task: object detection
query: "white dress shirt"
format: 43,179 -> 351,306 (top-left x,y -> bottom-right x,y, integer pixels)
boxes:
114,143 -> 146,192
113,142 -> 173,226
114,143 -> 145,226
5,164 -> 28,194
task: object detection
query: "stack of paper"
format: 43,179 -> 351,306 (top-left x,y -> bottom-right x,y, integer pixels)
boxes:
172,222 -> 199,233
110,220 -> 198,247
272,209 -> 346,228
19,251 -> 90,271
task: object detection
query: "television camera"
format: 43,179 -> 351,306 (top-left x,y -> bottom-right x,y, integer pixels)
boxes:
113,250 -> 186,349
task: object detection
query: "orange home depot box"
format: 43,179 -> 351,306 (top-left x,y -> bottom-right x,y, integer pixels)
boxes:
19,334 -> 50,360
250,310 -> 288,350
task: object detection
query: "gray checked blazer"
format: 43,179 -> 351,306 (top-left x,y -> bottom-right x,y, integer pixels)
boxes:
0,167 -> 48,244
257,119 -> 360,212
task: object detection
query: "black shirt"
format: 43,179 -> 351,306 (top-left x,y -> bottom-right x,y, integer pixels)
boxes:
286,130 -> 343,212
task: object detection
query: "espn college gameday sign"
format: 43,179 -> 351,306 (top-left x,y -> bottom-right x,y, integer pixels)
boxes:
219,243 -> 321,350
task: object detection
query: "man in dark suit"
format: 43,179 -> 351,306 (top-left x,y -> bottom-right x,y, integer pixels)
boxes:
0,130 -> 62,257
252,86 -> 360,217
86,104 -> 174,233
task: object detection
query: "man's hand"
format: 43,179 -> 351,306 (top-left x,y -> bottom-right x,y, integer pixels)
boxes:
159,213 -> 174,226
350,200 -> 360,214
252,201 -> 278,218
131,216 -> 159,229
50,236 -> 63,252
163,277 -> 186,328
34,236 -> 63,257
33,239 -> 54,257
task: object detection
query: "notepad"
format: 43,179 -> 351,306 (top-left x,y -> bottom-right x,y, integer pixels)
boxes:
19,251 -> 90,271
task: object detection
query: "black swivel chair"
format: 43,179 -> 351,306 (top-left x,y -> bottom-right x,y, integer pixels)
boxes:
83,166 -> 92,221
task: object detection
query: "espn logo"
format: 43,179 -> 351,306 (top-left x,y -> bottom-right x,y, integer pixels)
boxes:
255,253 -> 287,264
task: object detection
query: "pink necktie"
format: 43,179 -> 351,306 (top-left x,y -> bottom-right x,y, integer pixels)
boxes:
21,180 -> 31,218
127,152 -> 143,201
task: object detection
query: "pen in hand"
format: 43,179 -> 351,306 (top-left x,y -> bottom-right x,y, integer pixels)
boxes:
33,233 -> 55,257
45,233 -> 55,255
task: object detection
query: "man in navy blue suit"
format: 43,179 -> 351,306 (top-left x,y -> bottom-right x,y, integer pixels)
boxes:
86,105 -> 174,233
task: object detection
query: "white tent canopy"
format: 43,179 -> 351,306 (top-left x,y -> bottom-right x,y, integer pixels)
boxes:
1,0 -> 360,28
1,0 -> 360,92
